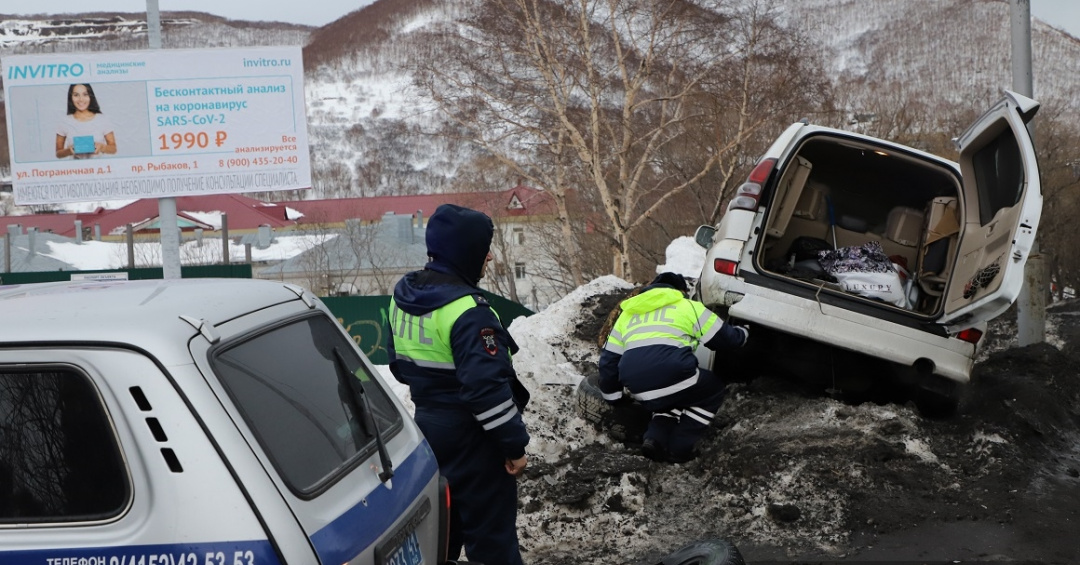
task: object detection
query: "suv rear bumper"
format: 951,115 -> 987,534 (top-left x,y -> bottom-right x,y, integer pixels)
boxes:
721,282 -> 977,384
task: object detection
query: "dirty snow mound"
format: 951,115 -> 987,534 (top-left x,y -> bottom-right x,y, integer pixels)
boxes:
508,275 -> 633,460
513,290 -> 1080,565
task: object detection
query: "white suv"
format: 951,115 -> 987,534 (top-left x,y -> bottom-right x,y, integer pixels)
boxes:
0,278 -> 453,565
694,91 -> 1042,415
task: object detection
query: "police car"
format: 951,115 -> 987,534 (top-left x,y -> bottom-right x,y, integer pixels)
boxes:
0,278 -> 453,565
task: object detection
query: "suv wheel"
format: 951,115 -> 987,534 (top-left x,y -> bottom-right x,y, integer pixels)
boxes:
575,373 -> 650,443
659,538 -> 745,565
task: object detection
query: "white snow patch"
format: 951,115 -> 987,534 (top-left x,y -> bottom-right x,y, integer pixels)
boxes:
903,437 -> 939,463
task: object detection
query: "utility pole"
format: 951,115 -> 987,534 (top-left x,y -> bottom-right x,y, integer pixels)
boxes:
1011,0 -> 1046,345
147,0 -> 183,280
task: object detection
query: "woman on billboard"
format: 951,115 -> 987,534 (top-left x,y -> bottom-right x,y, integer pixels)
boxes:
55,83 -> 117,159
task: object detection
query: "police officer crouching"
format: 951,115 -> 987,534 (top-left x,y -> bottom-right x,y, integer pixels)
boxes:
387,203 -> 530,565
598,272 -> 748,463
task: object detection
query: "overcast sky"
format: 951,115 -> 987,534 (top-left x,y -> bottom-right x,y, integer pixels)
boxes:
0,0 -> 1078,36
1,0 -> 379,27
1030,0 -> 1080,37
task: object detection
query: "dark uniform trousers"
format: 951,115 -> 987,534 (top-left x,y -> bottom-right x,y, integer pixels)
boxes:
638,366 -> 726,459
415,405 -> 524,565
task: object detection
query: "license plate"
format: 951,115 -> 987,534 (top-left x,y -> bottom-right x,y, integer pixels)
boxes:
382,530 -> 423,565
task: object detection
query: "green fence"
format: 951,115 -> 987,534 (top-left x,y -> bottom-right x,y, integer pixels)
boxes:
0,264 -> 253,285
323,292 -> 534,365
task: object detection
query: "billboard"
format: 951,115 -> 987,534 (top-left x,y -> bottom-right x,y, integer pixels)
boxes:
1,46 -> 311,205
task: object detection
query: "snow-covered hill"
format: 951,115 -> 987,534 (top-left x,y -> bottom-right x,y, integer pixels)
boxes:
298,0 -> 1080,197
780,0 -> 1080,112
0,13 -> 310,52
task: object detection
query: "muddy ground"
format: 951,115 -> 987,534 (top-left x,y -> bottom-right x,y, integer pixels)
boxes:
513,289 -> 1080,565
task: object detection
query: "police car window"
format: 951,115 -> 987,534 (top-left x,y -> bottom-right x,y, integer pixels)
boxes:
0,368 -> 129,523
213,314 -> 402,494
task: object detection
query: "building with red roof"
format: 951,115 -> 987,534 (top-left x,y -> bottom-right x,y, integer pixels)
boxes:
0,186 -> 568,308
282,185 -> 558,227
0,185 -> 556,239
0,193 -> 294,240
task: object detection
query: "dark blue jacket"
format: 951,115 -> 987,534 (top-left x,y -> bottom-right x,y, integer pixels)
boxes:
598,283 -> 747,402
387,204 -> 530,459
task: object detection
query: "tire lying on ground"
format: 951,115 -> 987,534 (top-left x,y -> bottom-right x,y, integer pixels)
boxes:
657,538 -> 745,565
575,373 -> 650,443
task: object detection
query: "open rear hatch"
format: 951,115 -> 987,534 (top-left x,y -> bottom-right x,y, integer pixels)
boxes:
938,91 -> 1041,331
755,92 -> 1041,328
757,133 -> 962,316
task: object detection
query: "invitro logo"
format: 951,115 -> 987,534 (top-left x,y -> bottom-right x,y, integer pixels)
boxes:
6,62 -> 85,80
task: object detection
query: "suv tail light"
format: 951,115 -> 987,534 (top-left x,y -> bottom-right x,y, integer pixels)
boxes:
726,158 -> 776,212
956,328 -> 983,345
713,258 -> 739,276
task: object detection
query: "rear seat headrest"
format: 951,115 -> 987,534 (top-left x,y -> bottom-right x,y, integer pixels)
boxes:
886,206 -> 925,246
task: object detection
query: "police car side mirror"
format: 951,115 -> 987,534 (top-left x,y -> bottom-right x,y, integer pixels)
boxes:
694,225 -> 717,249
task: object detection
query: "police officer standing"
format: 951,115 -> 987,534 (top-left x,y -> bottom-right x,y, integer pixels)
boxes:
599,272 -> 748,463
388,203 -> 530,565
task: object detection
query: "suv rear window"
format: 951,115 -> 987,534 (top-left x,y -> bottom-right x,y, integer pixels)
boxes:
213,314 -> 403,495
0,368 -> 129,523
972,125 -> 1024,226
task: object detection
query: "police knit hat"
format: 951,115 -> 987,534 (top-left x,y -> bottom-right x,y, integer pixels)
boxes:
425,204 -> 494,284
651,272 -> 688,292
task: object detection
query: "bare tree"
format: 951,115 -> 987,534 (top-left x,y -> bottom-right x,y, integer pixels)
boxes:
292,224 -> 345,295
0,195 -> 17,216
698,1 -> 835,225
289,214 -> 425,297
523,214 -> 592,302
1026,100 -> 1080,300
415,0 -> 832,282
179,236 -> 224,265
126,236 -> 163,269
345,218 -> 407,295
485,221 -> 521,303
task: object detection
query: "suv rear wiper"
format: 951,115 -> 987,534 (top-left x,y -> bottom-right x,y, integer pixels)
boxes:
333,347 -> 394,483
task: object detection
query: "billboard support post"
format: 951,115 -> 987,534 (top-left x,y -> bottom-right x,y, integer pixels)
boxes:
146,0 -> 182,279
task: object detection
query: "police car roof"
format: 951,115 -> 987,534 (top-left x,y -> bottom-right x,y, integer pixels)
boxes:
0,278 -> 308,348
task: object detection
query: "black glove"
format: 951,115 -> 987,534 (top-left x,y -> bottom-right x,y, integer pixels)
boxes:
608,394 -> 634,407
